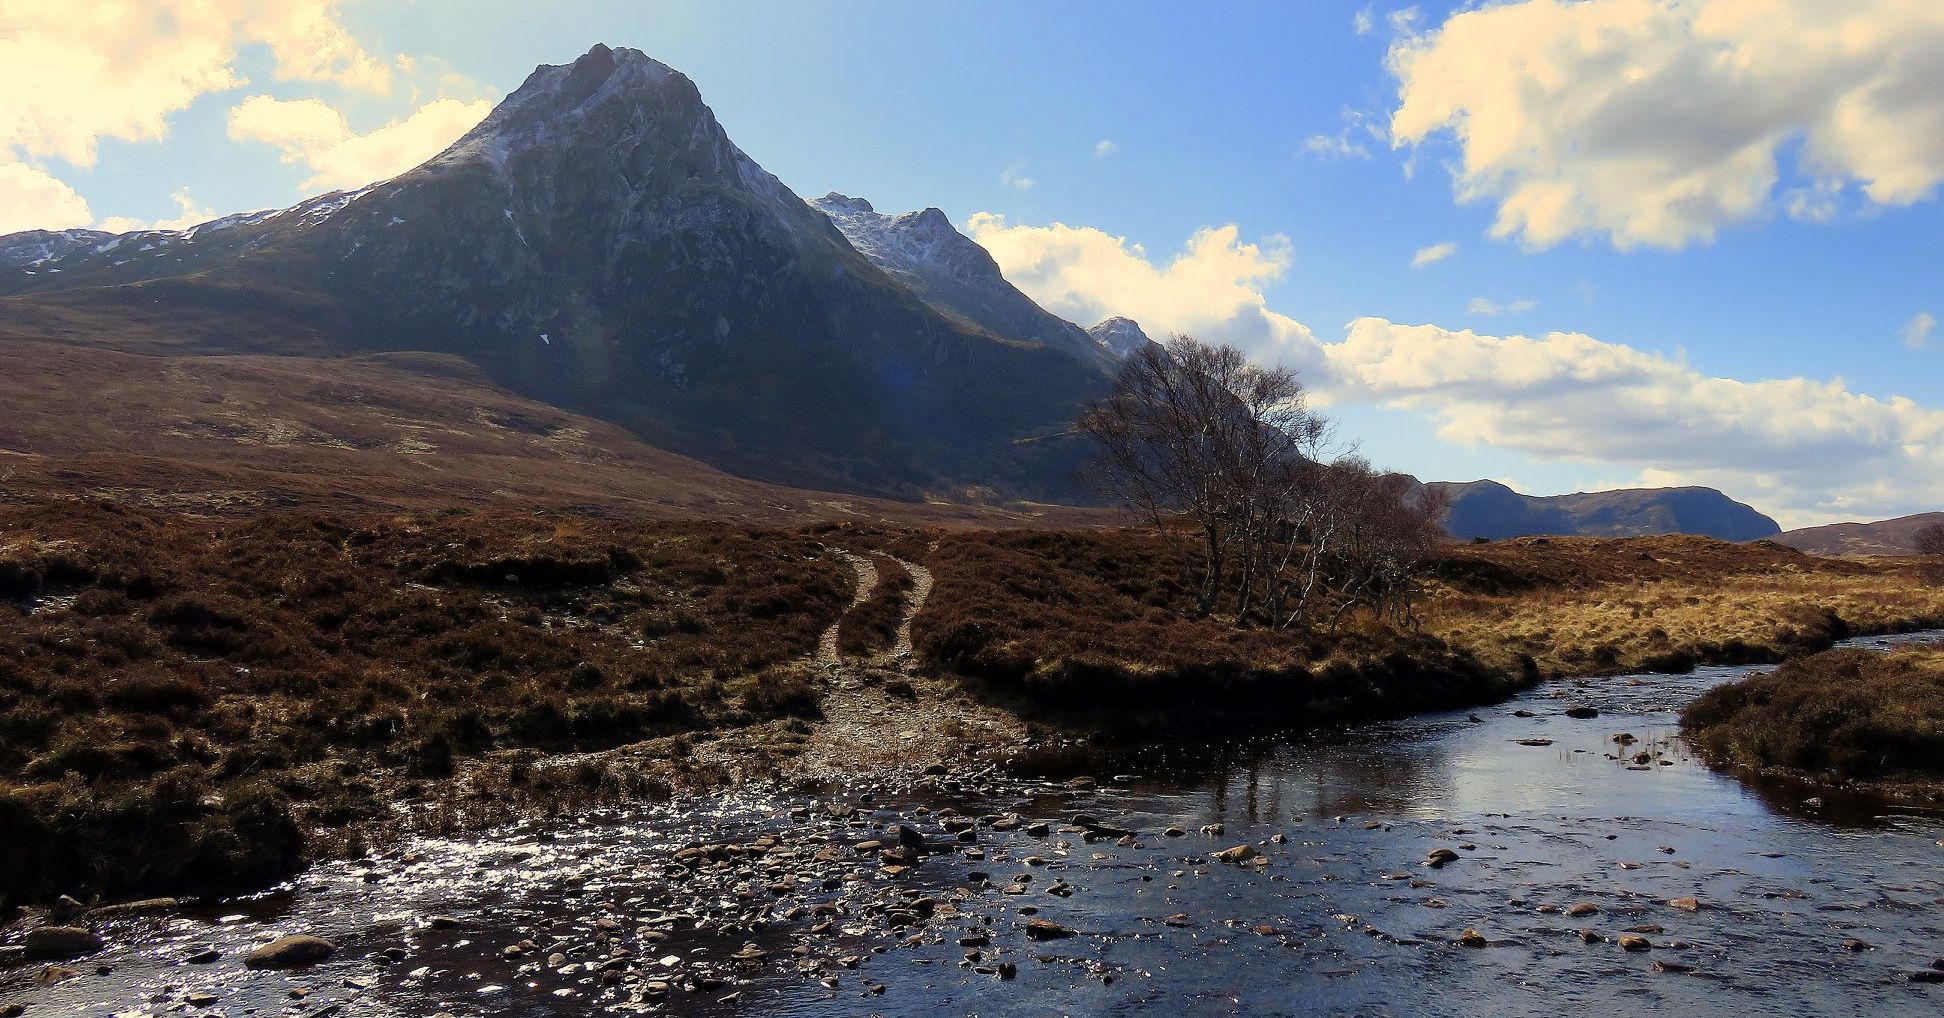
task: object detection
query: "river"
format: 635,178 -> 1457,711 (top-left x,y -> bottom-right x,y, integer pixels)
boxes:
6,631 -> 1941,1016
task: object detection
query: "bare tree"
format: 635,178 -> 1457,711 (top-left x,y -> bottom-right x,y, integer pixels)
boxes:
1079,336 -> 1322,618
1917,521 -> 1944,584
1081,334 -> 1452,630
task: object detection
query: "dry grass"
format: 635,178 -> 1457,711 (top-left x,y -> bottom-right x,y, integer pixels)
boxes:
892,528 -> 1511,729
1684,642 -> 1944,788
0,500 -> 851,904
1422,535 -> 1944,677
835,553 -> 912,656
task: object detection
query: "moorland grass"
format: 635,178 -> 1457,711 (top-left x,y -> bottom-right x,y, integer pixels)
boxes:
1423,535 -> 1944,676
0,501 -> 850,904
835,553 -> 912,657
1683,642 -> 1944,788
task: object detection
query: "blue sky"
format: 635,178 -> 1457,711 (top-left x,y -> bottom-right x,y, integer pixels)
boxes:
4,1 -> 1940,527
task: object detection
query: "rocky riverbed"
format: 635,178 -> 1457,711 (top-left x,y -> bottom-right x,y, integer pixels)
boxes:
4,632 -> 1943,1017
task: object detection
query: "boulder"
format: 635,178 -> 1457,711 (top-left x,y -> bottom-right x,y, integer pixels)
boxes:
23,927 -> 103,960
1023,919 -> 1075,941
244,934 -> 338,970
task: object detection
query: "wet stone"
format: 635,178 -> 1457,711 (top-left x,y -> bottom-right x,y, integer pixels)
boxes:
23,927 -> 103,960
246,934 -> 338,970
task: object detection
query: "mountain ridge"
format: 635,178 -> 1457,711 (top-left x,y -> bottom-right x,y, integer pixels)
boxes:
0,44 -> 1114,502
1774,511 -> 1944,557
1426,479 -> 1782,542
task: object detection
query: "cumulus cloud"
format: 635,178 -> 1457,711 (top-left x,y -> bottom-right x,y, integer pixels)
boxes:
1410,241 -> 1455,267
968,211 -> 1944,526
227,95 -> 491,192
1320,319 -> 1944,526
1353,7 -> 1375,36
1093,140 -> 1117,158
999,162 -> 1034,190
1388,0 -> 1944,249
1467,297 -> 1536,316
0,1 -> 398,232
964,213 -> 1316,354
96,187 -> 218,234
0,159 -> 91,234
0,1 -> 392,167
1903,311 -> 1937,351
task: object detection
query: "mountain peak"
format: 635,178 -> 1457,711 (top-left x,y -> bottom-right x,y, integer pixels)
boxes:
1086,317 -> 1153,359
811,193 -> 1115,372
818,192 -> 875,215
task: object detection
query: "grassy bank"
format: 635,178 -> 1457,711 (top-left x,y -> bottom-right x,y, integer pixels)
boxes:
896,530 -> 1944,730
6,503 -> 1941,908
895,529 -> 1522,731
1683,642 -> 1944,793
0,501 -> 850,905
1424,535 -> 1944,676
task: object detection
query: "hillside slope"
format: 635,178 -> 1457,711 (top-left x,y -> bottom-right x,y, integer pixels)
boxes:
1775,511 -> 1944,557
1429,480 -> 1780,541
0,45 -> 1111,503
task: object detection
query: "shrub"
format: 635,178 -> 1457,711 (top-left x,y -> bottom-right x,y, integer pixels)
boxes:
1683,645 -> 1944,784
740,666 -> 823,719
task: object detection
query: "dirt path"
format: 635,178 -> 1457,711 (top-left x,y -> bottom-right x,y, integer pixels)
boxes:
796,549 -> 1019,778
646,546 -> 1020,787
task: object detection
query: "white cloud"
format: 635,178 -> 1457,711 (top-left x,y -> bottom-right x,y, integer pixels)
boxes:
964,213 -> 1314,352
0,159 -> 91,234
999,162 -> 1034,190
1353,7 -> 1375,36
1410,241 -> 1456,267
1093,139 -> 1117,158
1305,109 -> 1381,160
968,211 -> 1944,527
96,187 -> 218,234
0,1 -> 392,168
1304,132 -> 1370,160
1388,0 -> 1944,250
1318,319 -> 1944,527
1467,296 -> 1536,316
0,1 -> 399,233
1902,310 -> 1937,351
227,95 -> 491,192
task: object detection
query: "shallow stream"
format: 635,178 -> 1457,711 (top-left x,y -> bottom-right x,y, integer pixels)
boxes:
6,631 -> 1942,1017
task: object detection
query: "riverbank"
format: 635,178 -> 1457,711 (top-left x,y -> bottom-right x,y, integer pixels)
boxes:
1683,640 -> 1944,799
9,630 -> 1942,1016
4,503 -> 1941,911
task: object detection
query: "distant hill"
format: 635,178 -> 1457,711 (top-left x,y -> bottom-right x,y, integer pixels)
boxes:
1774,511 -> 1944,557
1426,480 -> 1782,542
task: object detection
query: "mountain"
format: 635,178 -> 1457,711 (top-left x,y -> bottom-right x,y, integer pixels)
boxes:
810,192 -> 1124,370
1774,511 -> 1944,557
0,45 -> 1112,502
1428,480 -> 1782,541
1086,317 -> 1154,359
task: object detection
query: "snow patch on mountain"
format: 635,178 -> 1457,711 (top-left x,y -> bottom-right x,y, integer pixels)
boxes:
1086,316 -> 1154,359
